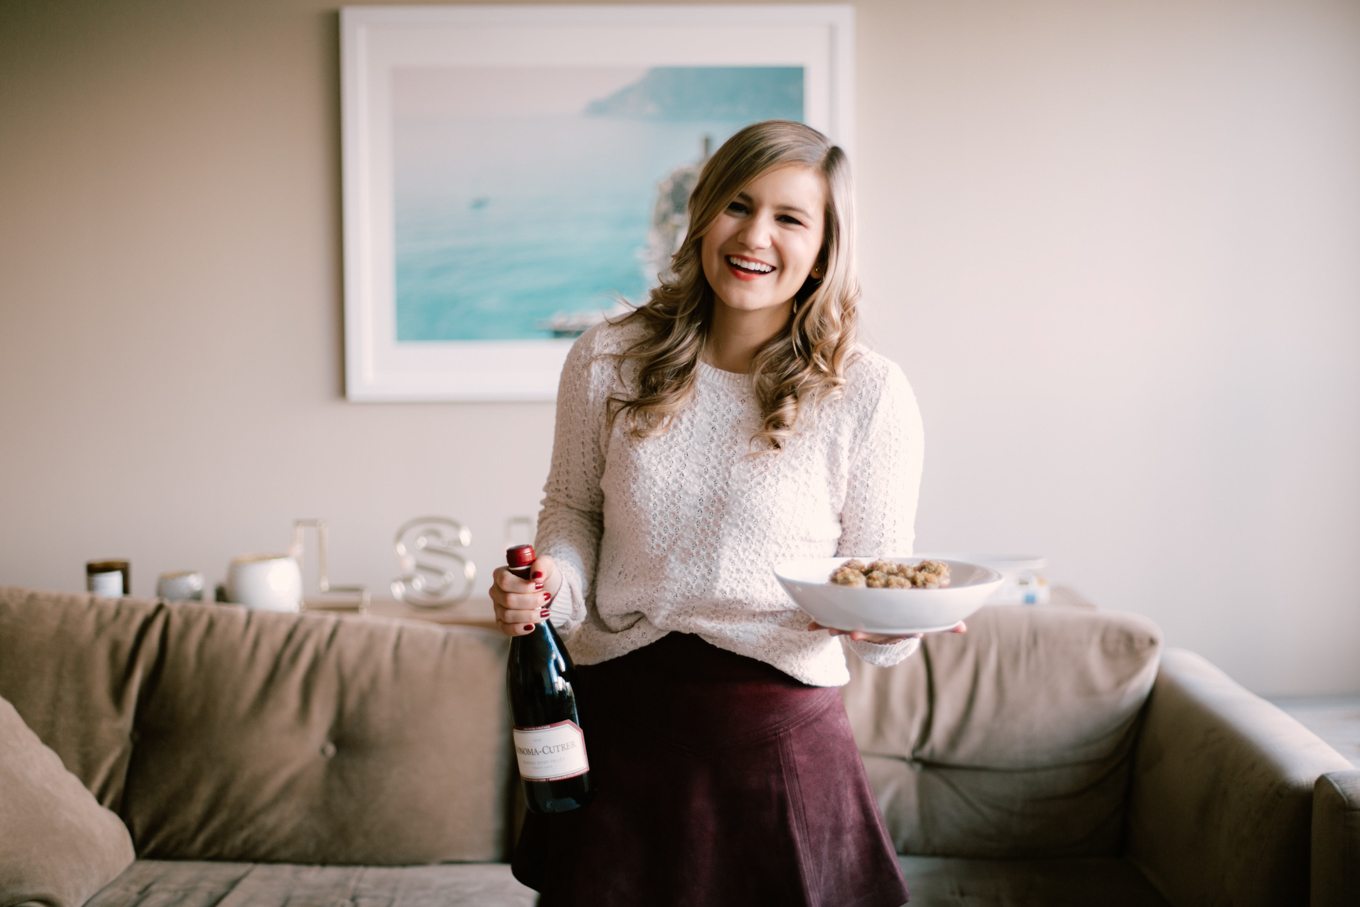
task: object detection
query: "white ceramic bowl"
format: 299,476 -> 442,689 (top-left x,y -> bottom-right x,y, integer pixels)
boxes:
774,557 -> 1004,634
225,553 -> 303,612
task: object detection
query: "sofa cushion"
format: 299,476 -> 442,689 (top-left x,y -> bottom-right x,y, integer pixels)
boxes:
85,860 -> 535,906
0,587 -> 518,866
843,604 -> 1161,858
0,586 -> 163,810
118,598 -> 515,865
0,692 -> 136,907
898,855 -> 1171,906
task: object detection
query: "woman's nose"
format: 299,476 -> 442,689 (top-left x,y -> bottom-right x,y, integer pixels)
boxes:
736,214 -> 773,248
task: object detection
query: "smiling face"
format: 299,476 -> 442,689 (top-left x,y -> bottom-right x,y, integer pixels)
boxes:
699,163 -> 828,321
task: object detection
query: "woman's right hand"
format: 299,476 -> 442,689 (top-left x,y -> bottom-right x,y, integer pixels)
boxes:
488,554 -> 562,638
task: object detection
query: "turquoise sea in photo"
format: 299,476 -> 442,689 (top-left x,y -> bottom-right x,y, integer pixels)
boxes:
392,66 -> 804,342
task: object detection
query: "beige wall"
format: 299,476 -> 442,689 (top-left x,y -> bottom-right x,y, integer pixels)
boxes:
2,0 -> 1357,695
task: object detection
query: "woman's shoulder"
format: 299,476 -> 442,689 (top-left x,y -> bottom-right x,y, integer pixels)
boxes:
821,344 -> 921,445
570,313 -> 648,361
798,344 -> 916,439
559,314 -> 649,398
840,344 -> 914,407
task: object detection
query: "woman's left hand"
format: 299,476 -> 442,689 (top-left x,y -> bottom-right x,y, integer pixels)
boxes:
807,620 -> 967,645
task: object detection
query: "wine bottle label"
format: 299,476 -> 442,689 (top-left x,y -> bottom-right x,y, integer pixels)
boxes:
512,720 -> 589,781
88,571 -> 123,597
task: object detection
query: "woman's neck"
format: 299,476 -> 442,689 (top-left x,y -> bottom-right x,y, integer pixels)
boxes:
705,304 -> 791,373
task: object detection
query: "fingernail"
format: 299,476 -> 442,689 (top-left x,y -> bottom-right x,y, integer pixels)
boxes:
543,591 -> 551,601
532,571 -> 543,580
540,608 -> 550,618
534,582 -> 544,591
523,624 -> 534,632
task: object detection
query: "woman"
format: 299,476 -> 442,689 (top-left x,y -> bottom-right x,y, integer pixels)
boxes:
490,120 -> 939,906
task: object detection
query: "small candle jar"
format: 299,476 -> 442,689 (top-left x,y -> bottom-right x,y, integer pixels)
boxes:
86,560 -> 130,597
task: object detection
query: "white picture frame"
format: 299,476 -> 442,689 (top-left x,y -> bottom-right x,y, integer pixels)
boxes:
340,4 -> 855,402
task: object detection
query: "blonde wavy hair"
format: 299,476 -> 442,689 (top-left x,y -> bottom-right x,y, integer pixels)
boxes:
608,120 -> 860,451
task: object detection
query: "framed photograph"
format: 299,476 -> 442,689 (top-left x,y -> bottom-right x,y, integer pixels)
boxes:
341,4 -> 855,401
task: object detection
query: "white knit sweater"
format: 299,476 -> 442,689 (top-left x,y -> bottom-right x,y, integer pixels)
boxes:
537,319 -> 925,686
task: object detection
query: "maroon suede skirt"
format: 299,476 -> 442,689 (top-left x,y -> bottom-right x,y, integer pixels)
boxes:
511,633 -> 909,907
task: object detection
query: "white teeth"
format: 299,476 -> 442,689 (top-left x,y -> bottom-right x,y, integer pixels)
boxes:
727,256 -> 773,273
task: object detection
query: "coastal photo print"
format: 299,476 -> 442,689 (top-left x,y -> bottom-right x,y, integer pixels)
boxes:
342,5 -> 854,401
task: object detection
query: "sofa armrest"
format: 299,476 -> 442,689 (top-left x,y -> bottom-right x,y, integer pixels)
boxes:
1126,648 -> 1353,907
1312,769 -> 1360,907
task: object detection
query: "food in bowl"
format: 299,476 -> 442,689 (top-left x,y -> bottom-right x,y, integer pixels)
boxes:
829,558 -> 951,589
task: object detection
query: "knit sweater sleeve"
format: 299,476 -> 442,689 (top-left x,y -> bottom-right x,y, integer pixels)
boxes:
836,357 -> 924,558
535,327 -> 610,633
837,356 -> 926,668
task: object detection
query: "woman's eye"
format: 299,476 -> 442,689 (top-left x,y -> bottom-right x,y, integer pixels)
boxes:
726,200 -> 749,215
778,214 -> 805,226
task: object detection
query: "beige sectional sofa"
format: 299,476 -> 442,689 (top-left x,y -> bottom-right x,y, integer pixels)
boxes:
0,585 -> 1355,906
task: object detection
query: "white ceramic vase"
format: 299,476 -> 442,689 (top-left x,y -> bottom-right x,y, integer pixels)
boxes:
225,554 -> 303,612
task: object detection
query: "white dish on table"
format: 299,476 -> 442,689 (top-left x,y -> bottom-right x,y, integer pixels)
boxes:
774,557 -> 1004,635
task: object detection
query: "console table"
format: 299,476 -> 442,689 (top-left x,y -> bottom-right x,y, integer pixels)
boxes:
305,596 -> 498,631
305,585 -> 1094,633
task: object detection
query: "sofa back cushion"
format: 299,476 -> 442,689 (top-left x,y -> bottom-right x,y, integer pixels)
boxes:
842,604 -> 1161,858
0,587 -> 159,809
0,587 -> 515,864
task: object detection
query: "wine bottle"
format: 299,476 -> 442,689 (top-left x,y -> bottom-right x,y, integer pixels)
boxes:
505,544 -> 593,813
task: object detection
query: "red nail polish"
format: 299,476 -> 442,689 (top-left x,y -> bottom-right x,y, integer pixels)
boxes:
543,591 -> 551,601
523,624 -> 534,632
540,609 -> 550,618
534,582 -> 544,591
532,570 -> 543,580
